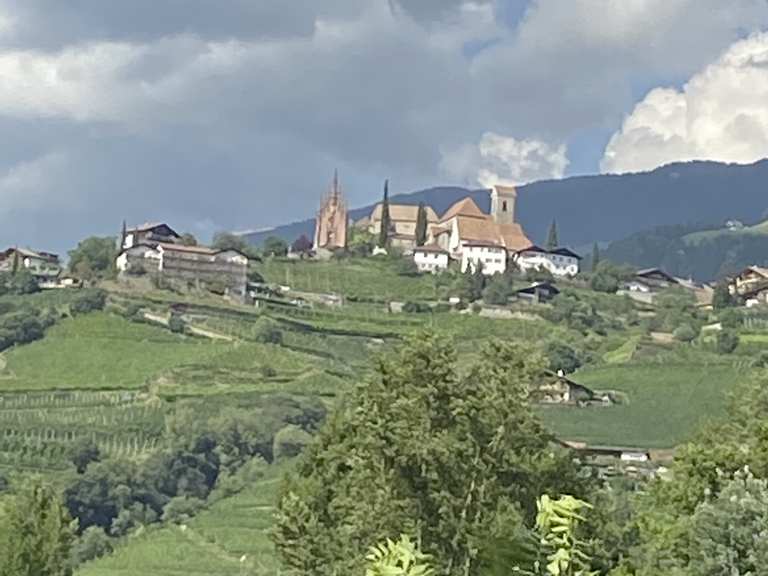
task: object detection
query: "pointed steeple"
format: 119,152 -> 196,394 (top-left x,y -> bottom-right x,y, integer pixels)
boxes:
332,169 -> 340,198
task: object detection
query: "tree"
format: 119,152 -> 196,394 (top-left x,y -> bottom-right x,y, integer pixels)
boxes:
8,269 -> 40,295
378,180 -> 392,248
546,220 -> 559,250
70,289 -> 107,316
168,313 -> 186,334
273,335 -> 586,576
68,237 -> 118,280
67,437 -> 102,474
264,236 -> 289,258
546,342 -> 582,374
212,232 -> 253,256
415,203 -> 428,247
483,273 -> 514,306
0,482 -> 75,576
291,234 -> 313,255
179,233 -> 198,246
712,282 -> 735,309
589,261 -> 633,294
590,243 -> 600,272
716,329 -> 739,354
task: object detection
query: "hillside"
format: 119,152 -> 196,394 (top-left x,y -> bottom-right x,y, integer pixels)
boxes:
244,159 -> 768,249
604,219 -> 768,281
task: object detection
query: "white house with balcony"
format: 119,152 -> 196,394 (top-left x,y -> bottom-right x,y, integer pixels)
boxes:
412,245 -> 449,273
514,246 -> 581,277
460,241 -> 507,275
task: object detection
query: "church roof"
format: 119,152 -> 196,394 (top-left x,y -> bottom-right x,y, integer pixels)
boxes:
440,197 -> 486,222
498,223 -> 533,252
370,203 -> 439,223
456,216 -> 502,245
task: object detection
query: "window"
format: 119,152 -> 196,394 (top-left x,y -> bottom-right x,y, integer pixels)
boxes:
502,200 -> 508,212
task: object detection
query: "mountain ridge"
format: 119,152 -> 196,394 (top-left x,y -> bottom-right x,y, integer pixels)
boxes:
242,159 -> 768,249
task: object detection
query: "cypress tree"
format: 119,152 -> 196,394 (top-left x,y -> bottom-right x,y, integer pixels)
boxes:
546,219 -> 559,250
414,202 -> 428,246
591,242 -> 600,272
378,180 -> 391,248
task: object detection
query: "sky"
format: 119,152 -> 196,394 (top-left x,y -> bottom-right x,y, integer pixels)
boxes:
2,0 -> 768,253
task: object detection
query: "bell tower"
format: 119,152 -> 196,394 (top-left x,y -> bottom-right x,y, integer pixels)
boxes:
490,184 -> 517,225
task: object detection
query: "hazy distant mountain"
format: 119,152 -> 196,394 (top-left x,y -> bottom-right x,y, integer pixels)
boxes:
242,159 -> 768,250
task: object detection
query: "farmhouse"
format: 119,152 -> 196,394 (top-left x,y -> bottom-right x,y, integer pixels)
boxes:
514,246 -> 581,277
0,248 -> 62,285
515,281 -> 560,303
366,203 -> 439,251
426,185 -> 532,275
117,221 -> 250,302
533,371 -> 597,405
732,266 -> 768,296
121,222 -> 180,250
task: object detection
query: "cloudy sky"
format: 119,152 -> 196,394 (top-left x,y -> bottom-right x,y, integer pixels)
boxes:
2,0 -> 768,252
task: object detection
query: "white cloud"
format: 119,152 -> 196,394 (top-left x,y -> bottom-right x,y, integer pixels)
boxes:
0,152 -> 69,214
441,132 -> 568,186
601,32 -> 768,174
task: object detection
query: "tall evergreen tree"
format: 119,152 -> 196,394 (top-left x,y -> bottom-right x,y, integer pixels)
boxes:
0,482 -> 75,576
378,180 -> 391,248
10,249 -> 19,276
591,242 -> 600,272
414,202 -> 428,247
545,220 -> 559,250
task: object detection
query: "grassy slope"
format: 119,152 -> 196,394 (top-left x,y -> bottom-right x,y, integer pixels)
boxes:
78,462 -> 287,576
539,362 -> 745,448
0,313 -> 227,391
683,219 -> 768,246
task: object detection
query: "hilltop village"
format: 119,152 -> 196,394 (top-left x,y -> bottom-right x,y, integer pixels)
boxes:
3,171 -> 768,575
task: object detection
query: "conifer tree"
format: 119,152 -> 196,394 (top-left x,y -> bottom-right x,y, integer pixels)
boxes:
0,482 -> 75,576
414,203 -> 428,247
545,220 -> 559,250
591,242 -> 600,272
10,249 -> 19,276
379,180 -> 391,248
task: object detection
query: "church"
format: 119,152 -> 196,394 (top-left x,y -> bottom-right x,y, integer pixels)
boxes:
425,185 -> 532,274
313,171 -> 348,254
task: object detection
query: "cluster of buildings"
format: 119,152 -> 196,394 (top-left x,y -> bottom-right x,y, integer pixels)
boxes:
0,247 -> 69,288
312,172 -> 583,278
116,222 -> 249,301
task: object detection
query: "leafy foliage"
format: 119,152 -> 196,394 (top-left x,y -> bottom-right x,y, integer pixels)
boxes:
68,237 -> 117,280
264,236 -> 289,257
415,203 -> 428,247
0,482 -> 75,576
273,334 -> 586,576
366,535 -> 433,576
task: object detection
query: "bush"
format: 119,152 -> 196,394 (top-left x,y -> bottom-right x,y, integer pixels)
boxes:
546,342 -> 582,374
210,457 -> 268,501
259,364 -> 277,378
0,308 -> 49,352
273,425 -> 313,461
402,301 -> 431,314
751,351 -> 768,369
70,289 -> 107,316
7,270 -> 40,295
122,302 -> 144,321
716,330 -> 740,354
673,323 -> 698,343
254,318 -> 283,344
396,258 -> 420,277
168,314 -> 186,334
67,437 -> 102,474
471,303 -> 482,314
71,526 -> 113,565
482,274 -> 514,306
161,496 -> 206,524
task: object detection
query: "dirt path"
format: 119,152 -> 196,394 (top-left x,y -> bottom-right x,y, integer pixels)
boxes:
142,312 -> 236,342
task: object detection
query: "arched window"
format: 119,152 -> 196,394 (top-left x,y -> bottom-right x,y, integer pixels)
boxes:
502,200 -> 508,212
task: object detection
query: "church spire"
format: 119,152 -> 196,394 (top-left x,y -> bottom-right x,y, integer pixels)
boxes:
332,169 -> 340,198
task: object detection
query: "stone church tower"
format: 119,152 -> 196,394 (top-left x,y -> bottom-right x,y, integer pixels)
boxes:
313,170 -> 348,252
490,184 -> 517,225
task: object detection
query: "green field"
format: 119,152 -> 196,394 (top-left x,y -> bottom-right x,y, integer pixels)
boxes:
78,462 -> 287,576
539,362 -> 747,448
258,258 -> 440,301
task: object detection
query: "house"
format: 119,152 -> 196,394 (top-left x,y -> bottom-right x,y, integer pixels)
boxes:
121,222 -> 180,250
625,268 -> 678,292
428,185 -> 532,275
117,243 -> 249,302
0,248 -> 62,284
412,245 -> 449,273
515,281 -> 560,303
533,371 -> 596,405
732,266 -> 768,296
514,246 -> 581,277
367,203 -> 439,251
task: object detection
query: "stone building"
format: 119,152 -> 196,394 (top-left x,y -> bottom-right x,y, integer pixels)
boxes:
366,203 -> 439,251
313,171 -> 348,253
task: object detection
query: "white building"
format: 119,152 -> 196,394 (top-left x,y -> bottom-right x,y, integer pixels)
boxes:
413,246 -> 449,273
514,246 -> 581,277
460,242 -> 508,275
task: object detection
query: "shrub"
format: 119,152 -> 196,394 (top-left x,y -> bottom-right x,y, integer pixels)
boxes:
402,301 -> 431,314
161,496 -> 206,524
751,351 -> 768,369
168,314 -> 186,334
471,303 -> 482,314
71,526 -> 113,565
673,323 -> 697,343
259,365 -> 277,378
122,302 -> 144,321
254,318 -> 283,344
546,342 -> 582,374
67,437 -> 101,474
70,289 -> 107,316
273,425 -> 313,461
716,330 -> 740,354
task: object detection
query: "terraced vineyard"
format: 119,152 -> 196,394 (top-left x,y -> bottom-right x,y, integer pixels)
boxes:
0,390 -> 164,472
